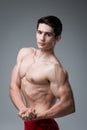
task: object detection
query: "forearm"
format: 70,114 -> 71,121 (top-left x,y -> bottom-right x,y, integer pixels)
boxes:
37,100 -> 75,119
47,99 -> 75,119
9,87 -> 26,111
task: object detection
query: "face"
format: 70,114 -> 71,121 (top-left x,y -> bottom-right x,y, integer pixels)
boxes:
36,23 -> 56,51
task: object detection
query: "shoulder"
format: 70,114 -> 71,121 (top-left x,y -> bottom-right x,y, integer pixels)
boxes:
17,47 -> 35,63
50,55 -> 68,79
54,64 -> 68,77
48,63 -> 68,83
55,64 -> 68,86
48,54 -> 68,76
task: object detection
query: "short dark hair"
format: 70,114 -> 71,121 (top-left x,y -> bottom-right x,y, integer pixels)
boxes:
37,15 -> 63,37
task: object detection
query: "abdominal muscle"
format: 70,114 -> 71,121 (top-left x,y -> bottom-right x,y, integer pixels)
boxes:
21,78 -> 56,114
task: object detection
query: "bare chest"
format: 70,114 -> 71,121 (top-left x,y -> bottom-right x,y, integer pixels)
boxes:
19,58 -> 50,84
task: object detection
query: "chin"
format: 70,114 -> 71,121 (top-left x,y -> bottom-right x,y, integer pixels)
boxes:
38,45 -> 45,49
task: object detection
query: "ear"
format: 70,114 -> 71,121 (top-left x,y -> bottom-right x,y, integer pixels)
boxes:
56,35 -> 61,42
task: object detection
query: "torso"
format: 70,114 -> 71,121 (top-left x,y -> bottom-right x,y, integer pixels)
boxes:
19,48 -> 60,114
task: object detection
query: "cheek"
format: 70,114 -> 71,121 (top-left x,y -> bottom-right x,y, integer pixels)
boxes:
46,37 -> 54,43
36,34 -> 39,40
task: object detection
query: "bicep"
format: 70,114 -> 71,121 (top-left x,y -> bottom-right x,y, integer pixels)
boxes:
10,64 -> 21,89
57,81 -> 73,101
50,67 -> 73,101
10,48 -> 26,88
50,79 -> 74,107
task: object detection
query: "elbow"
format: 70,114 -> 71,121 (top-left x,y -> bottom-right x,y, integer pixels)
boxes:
69,99 -> 76,114
72,103 -> 76,114
70,105 -> 75,114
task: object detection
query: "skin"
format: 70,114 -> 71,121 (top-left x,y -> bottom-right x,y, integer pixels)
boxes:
9,23 -> 75,121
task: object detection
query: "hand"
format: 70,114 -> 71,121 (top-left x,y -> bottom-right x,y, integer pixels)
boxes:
18,107 -> 28,120
18,108 -> 37,121
25,108 -> 37,121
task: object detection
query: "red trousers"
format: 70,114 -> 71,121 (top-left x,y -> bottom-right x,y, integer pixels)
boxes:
24,119 -> 59,130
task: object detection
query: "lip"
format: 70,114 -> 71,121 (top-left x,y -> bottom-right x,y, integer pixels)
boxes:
38,42 -> 45,46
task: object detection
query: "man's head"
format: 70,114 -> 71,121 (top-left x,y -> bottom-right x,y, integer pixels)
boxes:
37,15 -> 62,37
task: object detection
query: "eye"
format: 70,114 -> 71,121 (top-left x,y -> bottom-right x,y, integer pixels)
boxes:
46,32 -> 53,37
37,30 -> 42,34
47,33 -> 52,36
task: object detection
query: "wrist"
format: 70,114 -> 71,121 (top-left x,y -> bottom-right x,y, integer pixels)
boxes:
18,106 -> 28,112
36,111 -> 48,120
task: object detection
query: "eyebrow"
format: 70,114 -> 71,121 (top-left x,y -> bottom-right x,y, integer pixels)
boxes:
37,29 -> 54,35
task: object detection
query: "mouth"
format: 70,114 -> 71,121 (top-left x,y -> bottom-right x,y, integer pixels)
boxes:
38,42 -> 45,46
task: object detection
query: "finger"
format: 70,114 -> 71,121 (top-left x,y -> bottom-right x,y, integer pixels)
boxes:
20,112 -> 27,120
19,110 -> 22,115
22,117 -> 27,121
22,113 -> 27,118
19,110 -> 26,117
18,111 -> 23,118
22,116 -> 31,121
29,113 -> 37,120
26,111 -> 30,118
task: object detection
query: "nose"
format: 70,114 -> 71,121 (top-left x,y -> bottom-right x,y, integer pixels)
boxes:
40,33 -> 45,41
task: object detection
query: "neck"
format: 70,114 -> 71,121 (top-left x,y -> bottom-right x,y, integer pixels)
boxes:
36,48 -> 54,59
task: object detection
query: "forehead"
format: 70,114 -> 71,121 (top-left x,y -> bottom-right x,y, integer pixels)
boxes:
37,23 -> 54,33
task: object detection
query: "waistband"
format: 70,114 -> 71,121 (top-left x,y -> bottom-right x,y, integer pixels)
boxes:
24,118 -> 59,130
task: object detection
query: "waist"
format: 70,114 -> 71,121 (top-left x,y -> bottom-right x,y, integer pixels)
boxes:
25,118 -> 54,124
24,119 -> 59,130
26,103 -> 52,113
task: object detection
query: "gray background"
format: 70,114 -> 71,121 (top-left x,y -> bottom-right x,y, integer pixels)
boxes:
0,0 -> 87,130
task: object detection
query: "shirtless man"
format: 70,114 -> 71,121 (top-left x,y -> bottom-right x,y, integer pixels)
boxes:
9,16 -> 75,130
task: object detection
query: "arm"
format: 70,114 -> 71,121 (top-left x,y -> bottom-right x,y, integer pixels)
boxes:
9,48 -> 37,120
47,65 -> 75,118
9,63 -> 31,119
9,49 -> 27,111
37,64 -> 75,119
